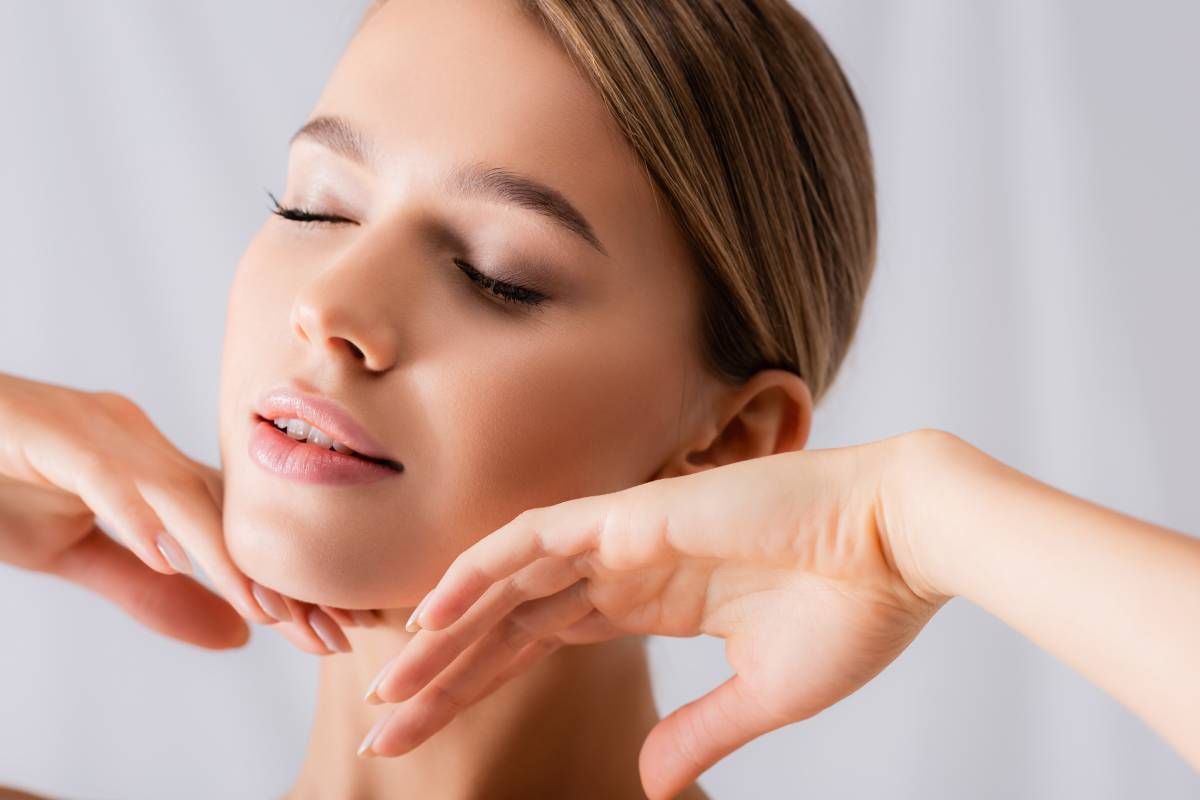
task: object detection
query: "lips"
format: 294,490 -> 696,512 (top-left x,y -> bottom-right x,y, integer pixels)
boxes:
248,421 -> 401,485
252,386 -> 403,472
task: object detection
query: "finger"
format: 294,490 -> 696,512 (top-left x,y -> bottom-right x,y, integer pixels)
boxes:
136,471 -> 275,625
358,634 -> 566,759
72,468 -> 182,576
416,496 -> 614,632
474,636 -> 566,702
554,607 -> 625,644
328,606 -> 381,628
638,673 -> 789,800
45,527 -> 249,650
364,583 -> 596,755
320,605 -> 355,627
275,619 -> 331,655
369,555 -> 583,703
307,605 -> 352,653
322,604 -> 378,629
250,582 -> 292,623
191,460 -> 225,513
274,597 -> 332,655
360,633 -> 568,759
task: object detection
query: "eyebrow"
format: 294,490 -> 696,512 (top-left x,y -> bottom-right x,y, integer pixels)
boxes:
289,115 -> 608,257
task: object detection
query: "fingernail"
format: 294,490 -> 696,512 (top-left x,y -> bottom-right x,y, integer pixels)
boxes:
357,711 -> 391,758
405,593 -> 430,633
363,654 -> 400,704
154,532 -> 192,575
309,607 -> 351,653
251,583 -> 292,622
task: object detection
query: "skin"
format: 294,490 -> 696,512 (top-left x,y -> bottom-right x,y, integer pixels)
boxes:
215,0 -> 806,796
2,1 -> 1194,799
365,429 -> 1200,799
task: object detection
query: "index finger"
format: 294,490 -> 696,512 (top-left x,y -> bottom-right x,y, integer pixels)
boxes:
412,492 -> 614,632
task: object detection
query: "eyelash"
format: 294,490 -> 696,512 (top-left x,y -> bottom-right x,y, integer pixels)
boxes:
267,190 -> 548,308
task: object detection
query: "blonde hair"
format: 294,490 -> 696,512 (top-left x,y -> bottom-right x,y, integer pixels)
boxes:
367,0 -> 876,405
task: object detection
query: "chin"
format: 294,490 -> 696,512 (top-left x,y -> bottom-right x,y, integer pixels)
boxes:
222,493 -> 422,610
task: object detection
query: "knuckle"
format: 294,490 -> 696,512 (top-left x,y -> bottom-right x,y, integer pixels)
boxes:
427,682 -> 467,715
497,611 -> 536,652
504,568 -> 536,603
675,711 -> 711,772
76,449 -> 114,485
90,390 -> 143,420
156,467 -> 207,498
512,506 -> 541,530
107,491 -> 159,540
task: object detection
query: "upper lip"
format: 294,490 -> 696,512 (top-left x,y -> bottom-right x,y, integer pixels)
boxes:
254,386 -> 399,466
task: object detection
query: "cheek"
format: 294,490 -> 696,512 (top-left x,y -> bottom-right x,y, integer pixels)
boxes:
415,317 -> 687,553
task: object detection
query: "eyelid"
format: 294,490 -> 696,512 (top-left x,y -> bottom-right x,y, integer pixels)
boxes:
267,190 -> 358,225
453,258 -> 548,308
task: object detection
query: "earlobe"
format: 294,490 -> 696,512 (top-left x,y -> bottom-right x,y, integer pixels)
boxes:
677,369 -> 813,473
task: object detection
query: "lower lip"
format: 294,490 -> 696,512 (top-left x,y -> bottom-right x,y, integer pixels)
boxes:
248,420 -> 401,485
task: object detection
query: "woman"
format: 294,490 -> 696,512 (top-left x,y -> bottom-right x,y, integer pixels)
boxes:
2,0 -> 1196,798
6,0 -> 869,795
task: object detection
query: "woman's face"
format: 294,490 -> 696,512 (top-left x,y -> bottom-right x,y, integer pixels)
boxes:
218,0 -> 708,609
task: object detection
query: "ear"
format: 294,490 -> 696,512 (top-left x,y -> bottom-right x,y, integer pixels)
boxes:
668,369 -> 813,477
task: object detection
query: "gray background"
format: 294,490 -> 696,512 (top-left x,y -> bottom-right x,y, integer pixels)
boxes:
1,1 -> 1197,798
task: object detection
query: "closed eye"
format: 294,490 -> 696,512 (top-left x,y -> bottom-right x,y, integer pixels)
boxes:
267,190 -> 358,226
454,258 -> 547,308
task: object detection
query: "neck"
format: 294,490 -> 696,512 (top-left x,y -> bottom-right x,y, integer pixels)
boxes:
286,611 -> 660,800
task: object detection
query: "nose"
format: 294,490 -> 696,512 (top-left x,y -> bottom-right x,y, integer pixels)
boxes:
289,267 -> 401,373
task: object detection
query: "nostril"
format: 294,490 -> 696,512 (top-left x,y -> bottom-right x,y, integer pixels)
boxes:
341,338 -> 366,361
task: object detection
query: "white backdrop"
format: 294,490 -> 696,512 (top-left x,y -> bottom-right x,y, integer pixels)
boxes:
1,2 -> 1197,798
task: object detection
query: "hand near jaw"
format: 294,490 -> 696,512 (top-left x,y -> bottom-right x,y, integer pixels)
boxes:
356,432 -> 948,798
357,427 -> 1200,798
0,372 -> 368,653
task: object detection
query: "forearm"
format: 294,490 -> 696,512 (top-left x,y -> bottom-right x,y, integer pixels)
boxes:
908,431 -> 1200,770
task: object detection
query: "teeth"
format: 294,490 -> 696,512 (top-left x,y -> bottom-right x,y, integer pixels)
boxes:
285,419 -> 310,440
270,417 -> 357,455
307,428 -> 333,448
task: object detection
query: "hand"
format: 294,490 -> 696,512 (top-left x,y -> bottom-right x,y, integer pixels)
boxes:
0,372 -> 366,652
357,430 -> 950,799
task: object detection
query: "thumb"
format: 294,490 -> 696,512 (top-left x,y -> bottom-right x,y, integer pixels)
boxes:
43,527 -> 250,650
638,673 -> 787,800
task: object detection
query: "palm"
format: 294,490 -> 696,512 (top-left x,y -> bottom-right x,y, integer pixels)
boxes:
581,546 -> 932,723
722,571 -> 930,724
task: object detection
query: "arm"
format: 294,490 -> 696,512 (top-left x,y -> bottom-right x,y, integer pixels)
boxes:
355,427 -> 1198,795
897,430 -> 1200,769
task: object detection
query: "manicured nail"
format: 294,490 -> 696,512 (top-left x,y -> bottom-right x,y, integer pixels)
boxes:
363,654 -> 400,704
405,593 -> 431,633
308,607 -> 351,653
154,532 -> 192,575
251,583 -> 292,622
357,712 -> 391,758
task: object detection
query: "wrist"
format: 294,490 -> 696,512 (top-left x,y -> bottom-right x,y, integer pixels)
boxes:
876,427 -> 981,606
